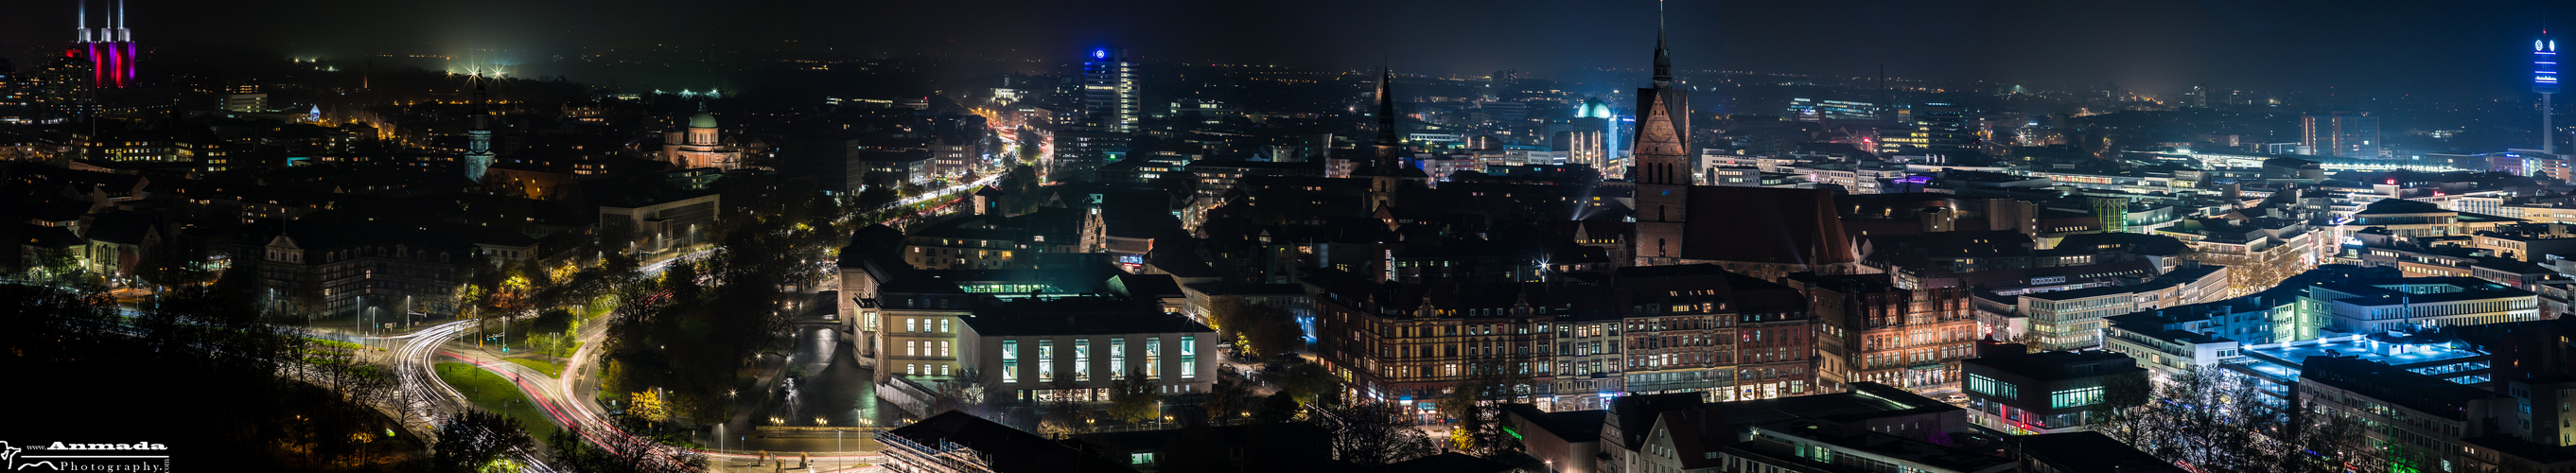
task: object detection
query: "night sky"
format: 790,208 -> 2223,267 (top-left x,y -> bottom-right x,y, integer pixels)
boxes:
0,0 -> 2564,98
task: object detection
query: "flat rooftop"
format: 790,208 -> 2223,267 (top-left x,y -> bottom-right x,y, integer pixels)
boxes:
2243,335 -> 2485,370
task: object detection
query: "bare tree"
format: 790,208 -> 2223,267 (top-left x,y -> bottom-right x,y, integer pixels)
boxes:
1325,400 -> 1438,465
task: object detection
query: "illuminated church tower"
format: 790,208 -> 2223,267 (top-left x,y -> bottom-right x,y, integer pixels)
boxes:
1632,2 -> 1693,266
464,83 -> 495,180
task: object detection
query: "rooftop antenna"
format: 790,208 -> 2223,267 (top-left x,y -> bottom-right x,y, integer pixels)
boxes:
77,0 -> 88,43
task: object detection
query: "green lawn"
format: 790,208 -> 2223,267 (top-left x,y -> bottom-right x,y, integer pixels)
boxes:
508,358 -> 566,377
434,361 -> 558,441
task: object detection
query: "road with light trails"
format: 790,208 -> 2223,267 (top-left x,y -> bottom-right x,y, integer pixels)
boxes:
374,171 -> 1026,470
383,318 -> 560,472
377,199 -> 950,471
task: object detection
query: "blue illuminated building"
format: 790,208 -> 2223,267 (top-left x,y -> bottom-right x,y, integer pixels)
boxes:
1081,47 -> 1137,133
2541,32 -> 2560,153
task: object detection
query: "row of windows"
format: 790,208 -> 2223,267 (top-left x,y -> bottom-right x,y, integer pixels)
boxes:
2051,386 -> 2105,409
1968,374 -> 2019,398
997,337 -> 1195,384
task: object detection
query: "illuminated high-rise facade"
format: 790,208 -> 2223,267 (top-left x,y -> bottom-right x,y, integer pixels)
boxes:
67,0 -> 136,89
32,54 -> 96,121
1081,47 -> 1138,133
2538,32 -> 2559,154
2302,112 -> 2380,158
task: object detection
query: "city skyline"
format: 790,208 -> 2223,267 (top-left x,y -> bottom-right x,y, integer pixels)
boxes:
16,1 -> 2576,473
0,0 -> 2569,98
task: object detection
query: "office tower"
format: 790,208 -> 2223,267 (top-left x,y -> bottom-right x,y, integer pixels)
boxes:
2538,32 -> 2560,154
32,55 -> 94,122
0,58 -> 19,121
69,0 -> 136,89
1081,47 -> 1137,133
2301,113 -> 2381,158
464,83 -> 494,180
1877,102 -> 1972,160
780,133 -> 866,195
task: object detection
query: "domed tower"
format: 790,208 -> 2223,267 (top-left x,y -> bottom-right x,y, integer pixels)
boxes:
688,104 -> 719,146
663,100 -> 741,169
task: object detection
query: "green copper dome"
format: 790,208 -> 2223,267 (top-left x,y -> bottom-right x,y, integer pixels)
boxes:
689,111 -> 717,129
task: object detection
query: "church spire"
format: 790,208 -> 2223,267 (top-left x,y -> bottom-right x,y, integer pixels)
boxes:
1373,62 -> 1406,169
1653,0 -> 1672,85
1375,62 -> 1398,149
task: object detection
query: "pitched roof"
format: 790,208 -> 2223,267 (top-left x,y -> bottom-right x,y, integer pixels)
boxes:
955,297 -> 1213,337
1678,186 -> 1854,265
881,412 -> 1136,473
2007,431 -> 2185,473
1369,452 -> 1515,473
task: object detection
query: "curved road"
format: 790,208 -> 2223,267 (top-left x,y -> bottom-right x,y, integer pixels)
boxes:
377,186 -> 1014,472
382,173 -> 1012,470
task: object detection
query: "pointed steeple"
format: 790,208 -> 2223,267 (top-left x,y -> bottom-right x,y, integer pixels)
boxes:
1653,0 -> 1673,85
1631,0 -> 1691,186
1373,62 -> 1406,170
1375,62 -> 1398,149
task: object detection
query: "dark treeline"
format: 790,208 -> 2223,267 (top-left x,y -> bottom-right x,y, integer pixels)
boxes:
0,284 -> 423,471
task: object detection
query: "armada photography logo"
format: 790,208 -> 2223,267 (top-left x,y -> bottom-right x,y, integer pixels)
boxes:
0,441 -> 170,471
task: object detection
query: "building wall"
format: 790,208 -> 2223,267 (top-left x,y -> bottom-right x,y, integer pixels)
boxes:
2301,377 -> 2489,472
962,328 -> 1218,402
600,194 -> 720,257
259,236 -> 468,318
2327,296 -> 2541,333
1961,354 -> 2143,435
2019,292 -> 2133,351
874,305 -> 969,382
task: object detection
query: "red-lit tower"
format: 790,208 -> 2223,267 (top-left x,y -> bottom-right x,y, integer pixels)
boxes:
66,0 -> 135,89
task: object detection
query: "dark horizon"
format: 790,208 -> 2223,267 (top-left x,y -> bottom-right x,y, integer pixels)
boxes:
1,0 -> 2567,100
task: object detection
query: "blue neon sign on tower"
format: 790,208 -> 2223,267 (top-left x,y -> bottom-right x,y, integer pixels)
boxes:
2539,38 -> 2560,94
1095,49 -> 1108,60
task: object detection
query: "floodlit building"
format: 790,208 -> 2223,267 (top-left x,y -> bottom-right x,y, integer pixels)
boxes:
1960,342 -> 2147,434
661,103 -> 742,170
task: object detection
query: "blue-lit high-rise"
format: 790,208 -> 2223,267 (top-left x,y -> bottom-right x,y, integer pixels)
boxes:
1082,47 -> 1137,133
2538,33 -> 2559,154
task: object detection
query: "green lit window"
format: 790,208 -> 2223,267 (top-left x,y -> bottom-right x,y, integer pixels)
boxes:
2052,386 -> 2105,409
